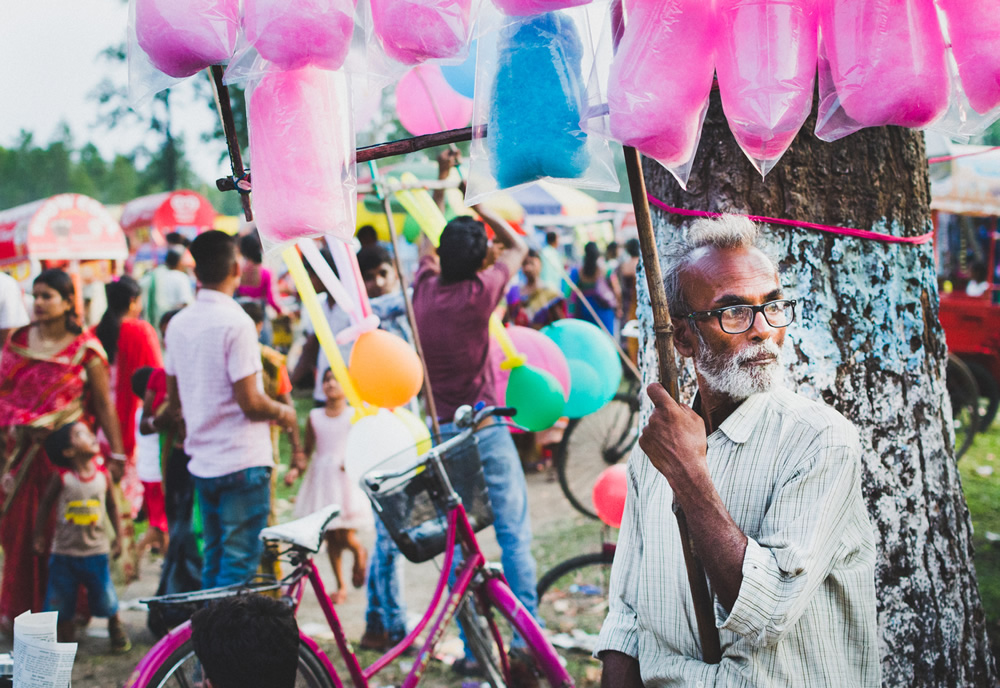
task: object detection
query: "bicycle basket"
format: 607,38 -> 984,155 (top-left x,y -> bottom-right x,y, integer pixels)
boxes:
363,434 -> 494,563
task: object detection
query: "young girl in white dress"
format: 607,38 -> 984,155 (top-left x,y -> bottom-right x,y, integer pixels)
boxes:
285,369 -> 371,604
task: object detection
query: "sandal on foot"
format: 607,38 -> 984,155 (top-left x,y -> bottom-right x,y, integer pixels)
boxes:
109,625 -> 131,654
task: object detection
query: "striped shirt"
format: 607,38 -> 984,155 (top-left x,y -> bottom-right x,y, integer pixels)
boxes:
596,387 -> 880,687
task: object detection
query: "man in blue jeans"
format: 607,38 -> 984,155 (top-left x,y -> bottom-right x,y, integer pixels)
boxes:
164,231 -> 298,588
411,151 -> 538,680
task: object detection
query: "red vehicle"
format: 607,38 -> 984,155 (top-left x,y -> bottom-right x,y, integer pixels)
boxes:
932,143 -> 1000,455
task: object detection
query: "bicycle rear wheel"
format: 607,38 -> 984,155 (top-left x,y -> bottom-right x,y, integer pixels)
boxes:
143,635 -> 334,688
556,394 -> 637,519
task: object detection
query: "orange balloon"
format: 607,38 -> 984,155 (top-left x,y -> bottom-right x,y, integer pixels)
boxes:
349,329 -> 423,409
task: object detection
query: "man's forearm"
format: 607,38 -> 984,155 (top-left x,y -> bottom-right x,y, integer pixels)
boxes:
600,651 -> 643,688
674,476 -> 747,612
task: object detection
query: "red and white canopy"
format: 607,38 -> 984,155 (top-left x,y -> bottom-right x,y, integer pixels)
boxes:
119,190 -> 217,247
0,194 -> 128,267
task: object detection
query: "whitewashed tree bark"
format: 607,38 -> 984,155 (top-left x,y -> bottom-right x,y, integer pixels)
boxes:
635,91 -> 997,686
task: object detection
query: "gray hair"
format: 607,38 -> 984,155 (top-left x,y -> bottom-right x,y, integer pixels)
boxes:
661,215 -> 773,316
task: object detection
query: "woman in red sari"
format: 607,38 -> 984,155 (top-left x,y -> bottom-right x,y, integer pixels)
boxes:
0,269 -> 125,634
94,276 -> 163,516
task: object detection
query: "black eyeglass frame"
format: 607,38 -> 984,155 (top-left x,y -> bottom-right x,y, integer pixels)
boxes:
682,299 -> 798,335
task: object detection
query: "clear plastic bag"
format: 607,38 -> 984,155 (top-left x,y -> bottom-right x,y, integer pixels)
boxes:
715,0 -> 817,177
243,0 -> 358,71
605,0 -> 716,189
491,0 -> 592,15
815,0 -> 950,142
466,3 -> 618,202
247,67 -> 357,252
129,0 -> 239,102
370,0 -> 476,65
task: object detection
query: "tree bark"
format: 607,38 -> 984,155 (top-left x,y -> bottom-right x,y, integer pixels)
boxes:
636,90 -> 997,686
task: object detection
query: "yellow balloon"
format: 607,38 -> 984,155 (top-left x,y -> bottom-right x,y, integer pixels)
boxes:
489,314 -> 526,370
394,173 -> 446,246
393,407 -> 432,455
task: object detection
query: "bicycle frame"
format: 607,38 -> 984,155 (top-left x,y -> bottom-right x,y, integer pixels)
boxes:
127,498 -> 572,688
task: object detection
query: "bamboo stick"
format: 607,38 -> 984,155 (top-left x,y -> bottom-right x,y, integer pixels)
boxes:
622,145 -> 721,664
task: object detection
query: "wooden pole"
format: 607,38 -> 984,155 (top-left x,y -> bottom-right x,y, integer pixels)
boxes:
208,66 -> 253,221
622,145 -> 722,664
368,163 -> 442,443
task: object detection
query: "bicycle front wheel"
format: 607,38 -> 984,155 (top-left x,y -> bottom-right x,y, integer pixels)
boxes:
557,395 -> 637,519
143,635 -> 334,688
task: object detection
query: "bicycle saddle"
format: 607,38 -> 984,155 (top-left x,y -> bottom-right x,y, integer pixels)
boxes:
259,504 -> 341,552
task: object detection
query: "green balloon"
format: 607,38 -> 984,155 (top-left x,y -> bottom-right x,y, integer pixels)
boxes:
402,214 -> 422,243
563,360 -> 606,418
505,365 -> 565,431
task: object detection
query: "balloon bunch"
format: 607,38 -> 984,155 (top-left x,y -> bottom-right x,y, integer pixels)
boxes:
491,316 -> 566,432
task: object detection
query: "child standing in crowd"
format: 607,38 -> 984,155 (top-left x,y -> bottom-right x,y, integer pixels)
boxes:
33,421 -> 130,652
132,367 -> 168,571
285,369 -> 370,604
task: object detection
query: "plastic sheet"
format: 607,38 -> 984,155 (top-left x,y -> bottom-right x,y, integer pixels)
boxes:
815,0 -> 949,141
243,0 -> 358,71
467,4 -> 618,201
247,68 -> 357,251
134,0 -> 239,78
606,0 -> 716,188
715,0 -> 817,176
370,0 -> 475,65
937,0 -> 1000,115
492,0 -> 592,15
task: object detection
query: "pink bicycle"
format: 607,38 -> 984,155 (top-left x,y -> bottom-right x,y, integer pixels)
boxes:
124,405 -> 574,688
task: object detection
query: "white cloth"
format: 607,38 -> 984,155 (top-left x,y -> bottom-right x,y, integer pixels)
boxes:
301,298 -> 353,403
141,266 -> 195,324
0,272 -> 29,330
294,407 -> 372,530
965,280 -> 989,297
164,289 -> 272,479
596,387 -> 880,688
135,407 -> 162,483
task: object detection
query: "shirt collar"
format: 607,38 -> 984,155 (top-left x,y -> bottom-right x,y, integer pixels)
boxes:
196,288 -> 236,305
714,391 -> 775,444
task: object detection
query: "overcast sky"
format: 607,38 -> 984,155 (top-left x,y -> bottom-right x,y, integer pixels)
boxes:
1,0 -> 227,184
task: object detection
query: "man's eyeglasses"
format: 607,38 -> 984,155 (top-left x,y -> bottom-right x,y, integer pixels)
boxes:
683,299 -> 797,335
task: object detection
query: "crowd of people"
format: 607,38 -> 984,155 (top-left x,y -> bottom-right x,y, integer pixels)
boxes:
0,152 -> 639,664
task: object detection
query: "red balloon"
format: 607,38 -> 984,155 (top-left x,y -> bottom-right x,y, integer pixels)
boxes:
395,65 -> 473,136
592,464 -> 628,528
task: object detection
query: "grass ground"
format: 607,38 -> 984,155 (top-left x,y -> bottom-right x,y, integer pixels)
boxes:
957,421 -> 1000,659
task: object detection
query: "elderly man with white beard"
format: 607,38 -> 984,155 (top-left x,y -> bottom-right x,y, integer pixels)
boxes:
596,216 -> 880,688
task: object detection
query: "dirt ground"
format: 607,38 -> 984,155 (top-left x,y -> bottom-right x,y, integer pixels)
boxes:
0,465 -> 599,687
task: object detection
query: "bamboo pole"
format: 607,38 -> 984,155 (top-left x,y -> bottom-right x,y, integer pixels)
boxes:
368,163 -> 442,443
208,66 -> 253,221
622,145 -> 721,664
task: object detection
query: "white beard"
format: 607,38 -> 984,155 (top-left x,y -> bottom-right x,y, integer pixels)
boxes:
695,337 -> 784,402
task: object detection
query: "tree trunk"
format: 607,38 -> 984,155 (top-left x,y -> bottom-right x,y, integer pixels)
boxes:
636,90 -> 997,687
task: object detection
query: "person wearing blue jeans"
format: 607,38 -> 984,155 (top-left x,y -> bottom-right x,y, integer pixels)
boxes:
195,466 -> 273,588
164,231 -> 298,591
410,150 -> 538,680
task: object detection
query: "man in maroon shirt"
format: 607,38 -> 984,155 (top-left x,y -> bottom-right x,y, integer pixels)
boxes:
411,187 -> 539,679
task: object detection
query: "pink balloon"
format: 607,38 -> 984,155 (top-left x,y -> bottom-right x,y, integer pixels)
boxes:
371,0 -> 472,65
492,0 -> 591,15
592,464 -> 627,528
135,0 -> 240,78
248,68 -> 356,245
244,0 -> 357,71
492,326 -> 571,402
819,0 -> 949,128
938,0 -> 1000,114
608,0 -> 717,166
716,0 -> 817,173
395,65 -> 473,136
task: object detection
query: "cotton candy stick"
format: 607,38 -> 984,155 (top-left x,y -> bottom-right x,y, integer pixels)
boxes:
282,246 -> 371,419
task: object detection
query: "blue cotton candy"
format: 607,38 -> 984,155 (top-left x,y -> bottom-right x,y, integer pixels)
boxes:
488,13 -> 590,189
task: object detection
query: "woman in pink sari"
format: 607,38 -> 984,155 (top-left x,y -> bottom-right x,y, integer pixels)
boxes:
0,269 -> 125,634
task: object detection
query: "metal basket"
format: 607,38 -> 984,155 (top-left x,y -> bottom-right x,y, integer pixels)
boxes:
363,434 -> 494,563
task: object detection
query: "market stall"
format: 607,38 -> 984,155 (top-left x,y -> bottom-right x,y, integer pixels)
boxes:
119,190 -> 217,272
0,193 -> 128,323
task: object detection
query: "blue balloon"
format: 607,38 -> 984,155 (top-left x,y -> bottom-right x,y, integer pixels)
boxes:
488,13 -> 590,189
543,319 -> 622,417
441,40 -> 477,99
